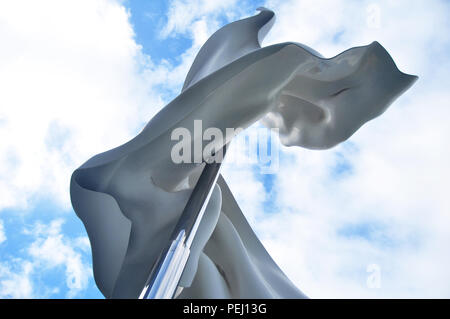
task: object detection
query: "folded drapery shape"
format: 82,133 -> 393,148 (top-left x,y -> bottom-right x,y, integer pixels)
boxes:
70,8 -> 416,298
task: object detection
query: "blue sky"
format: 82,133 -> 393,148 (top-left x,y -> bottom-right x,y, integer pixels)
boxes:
125,1 -> 189,62
0,0 -> 449,298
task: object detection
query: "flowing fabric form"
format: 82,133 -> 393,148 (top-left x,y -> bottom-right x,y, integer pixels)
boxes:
70,8 -> 417,298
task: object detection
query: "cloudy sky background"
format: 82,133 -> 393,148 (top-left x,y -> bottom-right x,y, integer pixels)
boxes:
0,0 -> 449,298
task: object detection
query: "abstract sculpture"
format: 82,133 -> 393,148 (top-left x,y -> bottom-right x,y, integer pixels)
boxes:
70,8 -> 417,298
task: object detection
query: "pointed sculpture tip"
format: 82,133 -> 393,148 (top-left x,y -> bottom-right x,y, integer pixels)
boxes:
372,40 -> 419,83
404,73 -> 419,87
255,7 -> 275,25
256,6 -> 273,13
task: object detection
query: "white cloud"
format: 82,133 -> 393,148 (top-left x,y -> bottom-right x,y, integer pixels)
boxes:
222,158 -> 267,227
160,0 -> 240,39
26,219 -> 91,298
0,219 -> 92,298
0,0 -> 167,211
0,261 -> 34,298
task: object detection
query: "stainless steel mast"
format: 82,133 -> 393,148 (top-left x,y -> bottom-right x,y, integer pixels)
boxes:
139,145 -> 228,299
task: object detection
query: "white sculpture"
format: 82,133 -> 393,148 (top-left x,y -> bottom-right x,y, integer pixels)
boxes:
70,8 -> 417,298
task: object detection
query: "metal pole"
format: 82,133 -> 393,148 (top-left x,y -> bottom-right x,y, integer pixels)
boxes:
139,144 -> 228,299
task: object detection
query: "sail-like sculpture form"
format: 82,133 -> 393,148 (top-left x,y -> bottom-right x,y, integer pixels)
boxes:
70,8 -> 417,298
